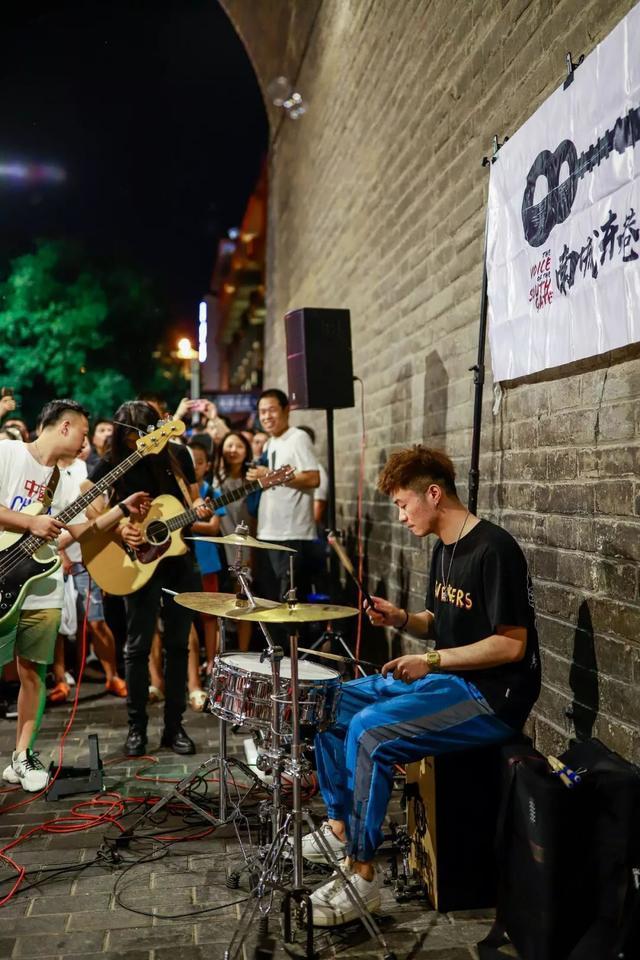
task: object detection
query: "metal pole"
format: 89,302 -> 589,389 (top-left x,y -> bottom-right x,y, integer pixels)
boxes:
468,135 -> 505,516
289,629 -> 304,890
468,221 -> 488,516
326,408 -> 336,531
217,617 -> 228,823
190,356 -> 200,401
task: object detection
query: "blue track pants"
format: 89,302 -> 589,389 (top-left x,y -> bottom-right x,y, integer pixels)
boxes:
314,672 -> 514,862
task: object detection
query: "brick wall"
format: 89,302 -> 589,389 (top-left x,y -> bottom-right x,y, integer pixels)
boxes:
221,0 -> 640,762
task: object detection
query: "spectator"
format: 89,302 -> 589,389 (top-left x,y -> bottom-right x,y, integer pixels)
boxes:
86,419 -> 113,471
246,389 -> 319,641
251,430 -> 268,463
213,431 -> 261,652
186,438 -> 224,708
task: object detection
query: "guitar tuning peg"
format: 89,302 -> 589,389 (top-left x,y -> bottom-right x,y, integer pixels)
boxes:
157,420 -> 164,428
147,424 -> 155,433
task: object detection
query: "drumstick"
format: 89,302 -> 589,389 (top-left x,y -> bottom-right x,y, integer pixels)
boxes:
327,531 -> 378,611
298,645 -> 382,672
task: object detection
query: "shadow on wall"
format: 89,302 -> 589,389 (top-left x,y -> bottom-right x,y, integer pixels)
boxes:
423,350 -> 448,444
391,362 -> 413,444
569,599 -> 599,740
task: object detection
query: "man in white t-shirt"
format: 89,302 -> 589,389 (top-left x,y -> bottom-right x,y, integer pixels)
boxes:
0,400 -> 149,792
246,389 -> 319,620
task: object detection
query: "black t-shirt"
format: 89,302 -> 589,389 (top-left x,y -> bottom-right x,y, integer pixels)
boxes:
89,441 -> 196,504
426,518 -> 541,729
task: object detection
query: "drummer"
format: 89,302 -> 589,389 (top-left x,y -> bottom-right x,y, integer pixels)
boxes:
302,445 -> 541,926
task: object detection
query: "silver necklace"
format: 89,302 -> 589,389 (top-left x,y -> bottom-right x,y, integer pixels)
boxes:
440,510 -> 470,595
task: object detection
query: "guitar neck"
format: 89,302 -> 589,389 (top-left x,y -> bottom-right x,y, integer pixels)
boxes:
57,450 -> 143,524
20,450 -> 144,557
166,479 -> 262,533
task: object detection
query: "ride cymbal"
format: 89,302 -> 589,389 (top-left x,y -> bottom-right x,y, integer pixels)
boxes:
174,592 -> 281,617
227,602 -> 359,624
187,534 -> 297,553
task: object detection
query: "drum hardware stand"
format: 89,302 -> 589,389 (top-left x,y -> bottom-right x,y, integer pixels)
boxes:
217,534 -> 285,826
301,622 -> 366,678
384,822 -> 424,904
224,559 -> 398,960
121,591 -> 268,842
233,557 -> 286,843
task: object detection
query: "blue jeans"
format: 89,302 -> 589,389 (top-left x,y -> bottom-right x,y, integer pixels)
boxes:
314,671 -> 514,861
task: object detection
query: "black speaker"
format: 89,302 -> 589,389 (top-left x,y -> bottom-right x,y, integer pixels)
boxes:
284,307 -> 355,410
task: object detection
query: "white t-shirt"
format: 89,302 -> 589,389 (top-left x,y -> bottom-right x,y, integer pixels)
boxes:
258,427 -> 319,541
60,459 -> 89,564
0,441 -> 86,609
315,463 -> 329,503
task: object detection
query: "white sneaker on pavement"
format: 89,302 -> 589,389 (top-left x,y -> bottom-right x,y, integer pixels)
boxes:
301,821 -> 347,863
310,863 -> 383,926
2,749 -> 49,792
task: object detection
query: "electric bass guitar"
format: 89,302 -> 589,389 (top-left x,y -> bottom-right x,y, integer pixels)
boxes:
81,465 -> 295,596
0,420 -> 185,629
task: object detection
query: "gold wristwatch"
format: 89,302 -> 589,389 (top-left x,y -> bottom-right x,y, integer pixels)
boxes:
424,650 -> 441,671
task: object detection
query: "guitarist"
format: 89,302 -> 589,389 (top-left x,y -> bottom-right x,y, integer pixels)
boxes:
87,400 -> 212,757
0,400 -> 150,792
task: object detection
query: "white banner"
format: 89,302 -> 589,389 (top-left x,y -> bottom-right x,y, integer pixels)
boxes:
487,3 -> 640,381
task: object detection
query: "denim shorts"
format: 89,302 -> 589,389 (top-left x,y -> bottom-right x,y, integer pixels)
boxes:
70,564 -> 105,622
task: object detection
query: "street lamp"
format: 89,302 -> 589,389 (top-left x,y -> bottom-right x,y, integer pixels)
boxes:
176,337 -> 200,400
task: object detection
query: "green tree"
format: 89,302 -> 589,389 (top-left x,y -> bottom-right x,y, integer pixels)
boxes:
0,240 -> 183,425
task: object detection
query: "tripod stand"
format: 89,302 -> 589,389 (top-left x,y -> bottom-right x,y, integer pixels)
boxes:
122,562 -> 271,841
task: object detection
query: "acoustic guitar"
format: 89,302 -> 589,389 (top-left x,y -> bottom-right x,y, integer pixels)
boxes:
82,465 -> 294,596
0,419 -> 184,628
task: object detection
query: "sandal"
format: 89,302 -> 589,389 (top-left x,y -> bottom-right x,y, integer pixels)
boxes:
189,689 -> 207,712
148,685 -> 165,704
48,682 -> 70,704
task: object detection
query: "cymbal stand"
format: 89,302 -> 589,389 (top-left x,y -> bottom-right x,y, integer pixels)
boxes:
224,559 -> 397,960
233,562 -> 284,841
118,584 -> 265,842
302,622 -> 366,678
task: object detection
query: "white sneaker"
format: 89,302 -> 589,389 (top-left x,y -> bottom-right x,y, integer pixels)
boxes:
2,749 -> 49,792
302,821 -> 347,863
310,864 -> 382,926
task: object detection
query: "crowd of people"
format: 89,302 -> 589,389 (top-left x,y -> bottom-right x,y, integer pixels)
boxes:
0,387 -> 330,783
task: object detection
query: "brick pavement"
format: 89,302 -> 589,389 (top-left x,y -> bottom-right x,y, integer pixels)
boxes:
0,681 -> 498,959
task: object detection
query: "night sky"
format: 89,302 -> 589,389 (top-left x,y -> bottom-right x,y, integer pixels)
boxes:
0,0 -> 268,325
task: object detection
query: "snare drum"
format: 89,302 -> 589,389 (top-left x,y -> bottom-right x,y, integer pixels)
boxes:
209,651 -> 340,735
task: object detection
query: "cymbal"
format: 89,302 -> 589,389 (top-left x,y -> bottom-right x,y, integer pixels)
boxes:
187,534 -> 297,553
174,592 -> 282,617
227,602 -> 359,624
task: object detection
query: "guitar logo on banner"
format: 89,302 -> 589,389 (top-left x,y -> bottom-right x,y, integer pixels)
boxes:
486,3 -> 640,381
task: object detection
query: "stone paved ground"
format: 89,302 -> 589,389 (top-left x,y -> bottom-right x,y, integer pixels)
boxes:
0,681 -> 502,959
